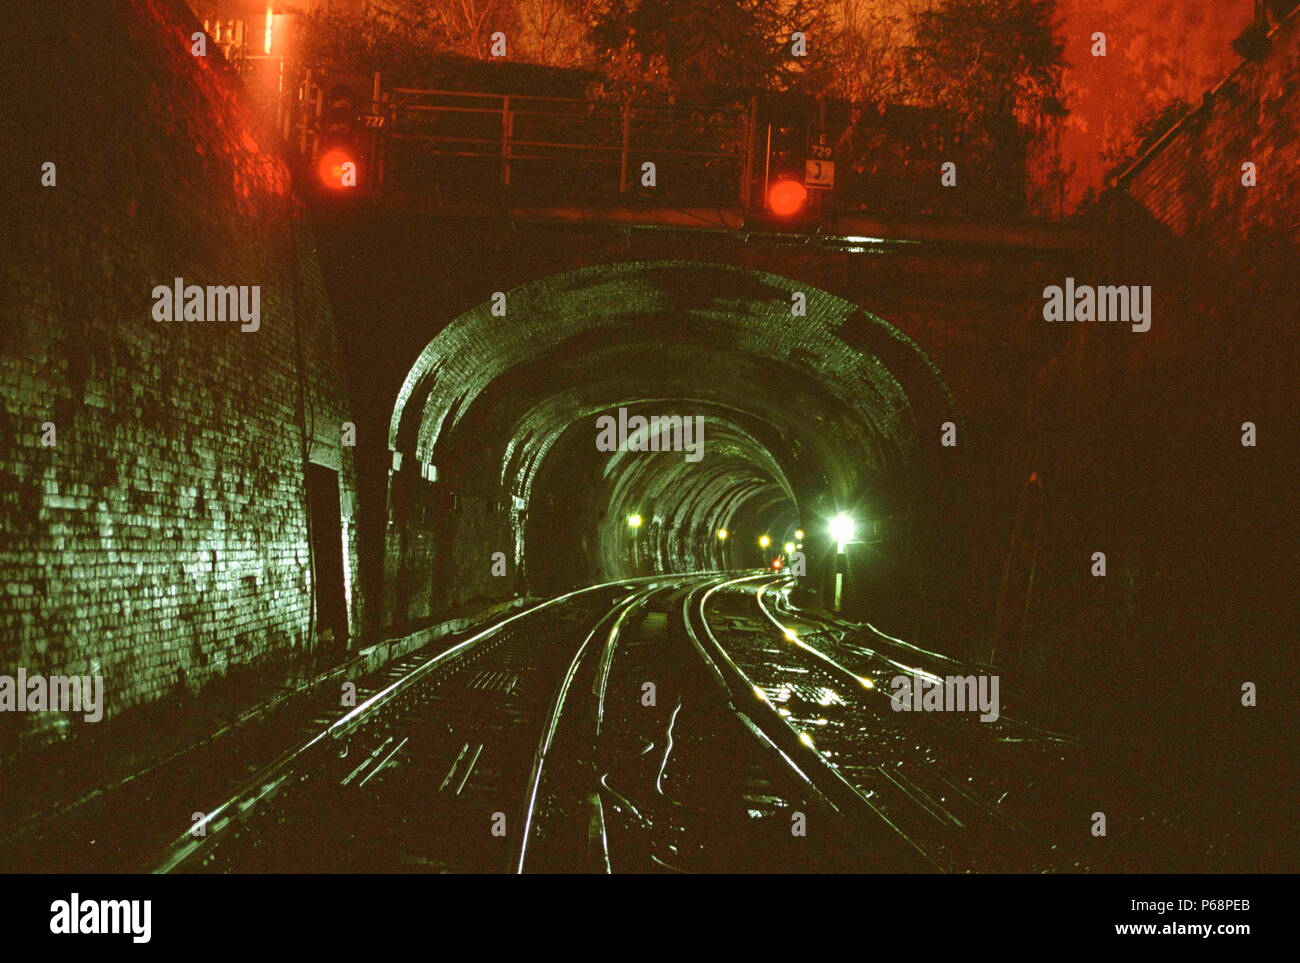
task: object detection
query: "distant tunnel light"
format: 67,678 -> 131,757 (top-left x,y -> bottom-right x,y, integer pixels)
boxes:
830,513 -> 855,549
627,513 -> 643,528
783,542 -> 795,555
717,528 -> 728,540
758,534 -> 771,548
794,529 -> 804,540
768,179 -> 807,217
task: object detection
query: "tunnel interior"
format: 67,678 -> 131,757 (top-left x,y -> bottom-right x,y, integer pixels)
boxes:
384,256 -> 956,616
387,261 -> 956,618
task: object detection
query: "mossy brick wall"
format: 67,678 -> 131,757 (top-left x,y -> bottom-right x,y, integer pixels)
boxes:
382,468 -> 518,629
1,0 -> 360,753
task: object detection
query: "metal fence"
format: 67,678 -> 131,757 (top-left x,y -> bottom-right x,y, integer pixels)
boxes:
380,88 -> 755,206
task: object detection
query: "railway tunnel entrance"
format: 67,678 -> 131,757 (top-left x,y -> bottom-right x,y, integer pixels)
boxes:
385,261 -> 958,640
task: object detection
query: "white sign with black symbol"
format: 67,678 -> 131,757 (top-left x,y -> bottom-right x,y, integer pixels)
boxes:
805,159 -> 834,189
806,138 -> 834,190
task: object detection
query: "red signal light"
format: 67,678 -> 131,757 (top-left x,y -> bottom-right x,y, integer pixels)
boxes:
772,557 -> 784,570
767,179 -> 807,216
317,149 -> 358,190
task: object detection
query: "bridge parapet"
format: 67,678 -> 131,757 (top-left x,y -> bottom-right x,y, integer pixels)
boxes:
290,75 -> 757,208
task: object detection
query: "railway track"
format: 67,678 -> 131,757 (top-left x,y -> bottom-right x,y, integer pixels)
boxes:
686,573 -> 1117,872
515,576 -> 865,873
7,570 -> 1122,874
153,572 -> 864,874
152,576 -> 693,873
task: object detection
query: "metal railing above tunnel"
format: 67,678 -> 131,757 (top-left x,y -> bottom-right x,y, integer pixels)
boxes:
376,87 -> 754,207
287,74 -> 1098,250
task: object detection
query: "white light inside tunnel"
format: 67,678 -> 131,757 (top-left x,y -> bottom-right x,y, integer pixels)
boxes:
830,513 -> 855,550
717,528 -> 728,540
627,514 -> 643,528
784,542 -> 795,555
794,529 -> 804,540
758,534 -> 770,548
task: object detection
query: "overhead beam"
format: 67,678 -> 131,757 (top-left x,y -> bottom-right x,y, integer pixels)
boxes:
374,192 -> 1096,254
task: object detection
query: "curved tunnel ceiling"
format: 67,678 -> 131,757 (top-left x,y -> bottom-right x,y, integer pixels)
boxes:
390,261 -> 955,588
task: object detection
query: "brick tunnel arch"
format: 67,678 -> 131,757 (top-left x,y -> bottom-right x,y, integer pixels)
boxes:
385,261 -> 956,618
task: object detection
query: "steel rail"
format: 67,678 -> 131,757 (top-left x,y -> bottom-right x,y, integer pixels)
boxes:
151,573 -> 711,873
682,572 -> 941,868
513,582 -> 677,873
764,583 -> 1078,745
